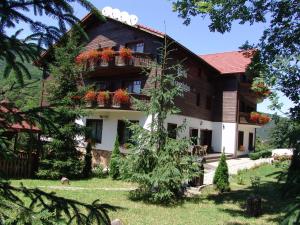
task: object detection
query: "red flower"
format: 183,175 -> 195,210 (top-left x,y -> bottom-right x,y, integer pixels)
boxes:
113,89 -> 130,104
119,47 -> 133,60
75,50 -> 101,64
84,91 -> 97,102
101,48 -> 115,61
97,91 -> 110,104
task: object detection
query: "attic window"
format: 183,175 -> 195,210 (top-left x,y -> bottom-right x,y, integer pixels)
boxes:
126,42 -> 144,53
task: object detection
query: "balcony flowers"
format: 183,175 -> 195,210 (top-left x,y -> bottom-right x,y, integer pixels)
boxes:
116,47 -> 133,66
97,91 -> 110,107
249,112 -> 271,125
75,49 -> 101,65
84,91 -> 97,107
113,89 -> 130,108
252,81 -> 271,101
101,48 -> 115,66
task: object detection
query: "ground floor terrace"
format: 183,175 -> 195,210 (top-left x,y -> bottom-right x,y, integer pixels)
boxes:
76,110 -> 259,166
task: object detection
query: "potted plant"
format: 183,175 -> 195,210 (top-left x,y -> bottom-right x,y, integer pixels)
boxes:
258,114 -> 271,125
101,48 -> 115,66
84,91 -> 97,107
76,49 -> 101,68
249,112 -> 260,123
116,47 -> 133,66
252,81 -> 271,100
112,89 -> 130,108
97,91 -> 110,107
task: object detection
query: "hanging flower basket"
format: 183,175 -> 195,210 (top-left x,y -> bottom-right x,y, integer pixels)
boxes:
116,47 -> 133,66
112,89 -> 130,108
97,91 -> 110,107
84,91 -> 97,107
101,48 -> 115,66
252,81 -> 271,100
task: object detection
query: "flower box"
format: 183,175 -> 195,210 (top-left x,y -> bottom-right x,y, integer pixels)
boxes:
113,89 -> 130,107
97,91 -> 110,107
101,48 -> 115,67
84,91 -> 97,107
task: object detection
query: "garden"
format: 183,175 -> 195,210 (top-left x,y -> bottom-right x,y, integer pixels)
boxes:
8,162 -> 294,225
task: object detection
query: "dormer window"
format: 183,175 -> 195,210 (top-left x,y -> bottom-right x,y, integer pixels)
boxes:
126,41 -> 144,53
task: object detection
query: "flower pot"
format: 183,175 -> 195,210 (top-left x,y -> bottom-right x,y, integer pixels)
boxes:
101,60 -> 109,67
112,102 -> 121,108
97,103 -> 105,107
86,102 -> 93,108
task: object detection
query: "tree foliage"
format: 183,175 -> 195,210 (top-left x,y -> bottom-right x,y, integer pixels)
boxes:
109,136 -> 121,179
172,0 -> 300,119
121,39 -> 199,204
36,32 -> 86,180
213,153 -> 230,193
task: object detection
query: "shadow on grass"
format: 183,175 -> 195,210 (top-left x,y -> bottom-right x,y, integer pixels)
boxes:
206,179 -> 293,224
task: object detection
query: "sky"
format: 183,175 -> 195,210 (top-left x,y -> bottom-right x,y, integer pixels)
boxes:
7,0 -> 294,116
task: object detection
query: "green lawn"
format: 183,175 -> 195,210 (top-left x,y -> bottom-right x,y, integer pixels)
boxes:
9,163 -> 293,225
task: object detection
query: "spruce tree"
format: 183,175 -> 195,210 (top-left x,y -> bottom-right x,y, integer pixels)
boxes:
37,32 -> 86,179
109,136 -> 121,179
82,140 -> 93,178
213,153 -> 230,193
122,38 -> 199,203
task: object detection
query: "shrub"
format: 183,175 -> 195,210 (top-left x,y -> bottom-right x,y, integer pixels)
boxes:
249,150 -> 272,160
109,136 -> 121,179
92,164 -> 107,178
213,153 -> 230,193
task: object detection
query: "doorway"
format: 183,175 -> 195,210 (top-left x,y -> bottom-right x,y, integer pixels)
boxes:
189,128 -> 199,145
248,132 -> 254,151
200,130 -> 212,152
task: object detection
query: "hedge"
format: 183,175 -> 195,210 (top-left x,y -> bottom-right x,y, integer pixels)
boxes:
249,150 -> 272,160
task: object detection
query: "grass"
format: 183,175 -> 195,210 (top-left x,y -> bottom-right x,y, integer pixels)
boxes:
8,162 -> 293,225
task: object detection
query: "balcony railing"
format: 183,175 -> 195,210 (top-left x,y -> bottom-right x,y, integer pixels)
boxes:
85,52 -> 153,71
85,92 -> 150,111
239,112 -> 271,126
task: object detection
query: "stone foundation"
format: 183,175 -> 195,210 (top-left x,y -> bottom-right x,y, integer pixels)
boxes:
92,149 -> 112,168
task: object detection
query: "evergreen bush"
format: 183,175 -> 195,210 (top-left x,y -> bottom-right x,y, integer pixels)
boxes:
213,153 -> 230,193
82,140 -> 93,178
109,136 -> 121,179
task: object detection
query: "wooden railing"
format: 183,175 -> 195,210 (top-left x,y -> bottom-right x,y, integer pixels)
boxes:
85,92 -> 150,111
86,52 -> 153,70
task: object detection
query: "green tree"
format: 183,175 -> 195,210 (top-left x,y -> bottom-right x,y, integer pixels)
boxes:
36,32 -> 86,179
270,116 -> 300,149
122,38 -> 199,204
213,153 -> 230,193
109,136 -> 121,179
82,139 -> 93,178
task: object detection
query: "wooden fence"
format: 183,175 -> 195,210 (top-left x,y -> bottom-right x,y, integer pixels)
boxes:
0,152 -> 38,178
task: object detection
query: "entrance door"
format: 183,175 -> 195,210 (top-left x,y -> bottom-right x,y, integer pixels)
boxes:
248,132 -> 254,151
200,130 -> 212,152
189,128 -> 199,145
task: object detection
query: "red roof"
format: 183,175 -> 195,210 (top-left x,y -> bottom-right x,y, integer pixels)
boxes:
0,101 -> 40,133
136,24 -> 165,37
199,50 -> 254,74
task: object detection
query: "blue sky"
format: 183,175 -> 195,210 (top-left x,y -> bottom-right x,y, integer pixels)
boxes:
7,0 -> 294,115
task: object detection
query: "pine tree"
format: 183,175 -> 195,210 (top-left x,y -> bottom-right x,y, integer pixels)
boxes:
37,32 -> 86,179
213,153 -> 230,193
122,38 -> 199,203
109,136 -> 121,179
82,140 -> 93,178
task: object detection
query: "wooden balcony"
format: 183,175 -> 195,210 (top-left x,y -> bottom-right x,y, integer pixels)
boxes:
85,92 -> 150,111
239,112 -> 262,126
85,53 -> 153,78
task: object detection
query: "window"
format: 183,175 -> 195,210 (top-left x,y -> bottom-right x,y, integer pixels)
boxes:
124,80 -> 142,94
167,123 -> 177,139
117,120 -> 139,145
206,96 -> 212,110
196,93 -> 201,106
86,119 -> 103,143
126,42 -> 144,53
248,133 -> 254,151
238,131 -> 244,148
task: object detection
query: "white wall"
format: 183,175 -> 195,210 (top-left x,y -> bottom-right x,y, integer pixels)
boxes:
221,123 -> 238,155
